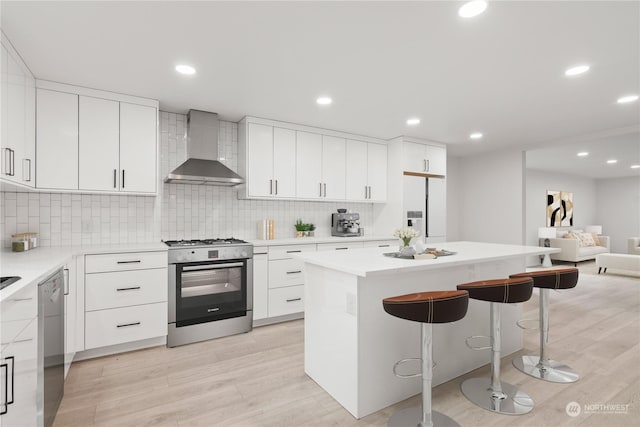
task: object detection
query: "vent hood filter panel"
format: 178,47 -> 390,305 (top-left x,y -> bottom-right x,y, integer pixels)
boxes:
165,158 -> 244,186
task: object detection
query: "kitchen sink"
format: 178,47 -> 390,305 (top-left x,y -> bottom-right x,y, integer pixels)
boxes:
0,276 -> 21,290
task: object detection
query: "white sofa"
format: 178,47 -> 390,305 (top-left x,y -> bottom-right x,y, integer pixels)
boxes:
549,235 -> 610,265
629,237 -> 640,255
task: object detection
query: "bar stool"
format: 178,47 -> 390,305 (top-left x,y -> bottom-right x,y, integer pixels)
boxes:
510,268 -> 579,383
456,277 -> 534,415
383,290 -> 469,427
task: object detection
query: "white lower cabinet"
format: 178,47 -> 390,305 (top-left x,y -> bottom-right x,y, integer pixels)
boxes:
63,261 -> 77,378
268,258 -> 305,289
82,250 -> 168,351
85,303 -> 167,349
363,239 -> 398,248
252,252 -> 268,321
0,282 -> 38,426
268,285 -> 304,317
317,242 -> 364,251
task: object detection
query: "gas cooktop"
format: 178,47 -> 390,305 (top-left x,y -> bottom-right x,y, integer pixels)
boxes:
164,238 -> 249,248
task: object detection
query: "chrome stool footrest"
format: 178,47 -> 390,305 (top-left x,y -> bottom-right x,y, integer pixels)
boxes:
516,318 -> 540,330
465,335 -> 491,351
393,358 -> 437,378
513,355 -> 579,383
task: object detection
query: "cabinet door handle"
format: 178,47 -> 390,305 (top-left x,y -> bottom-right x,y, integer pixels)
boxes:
286,270 -> 302,274
122,169 -> 125,188
3,148 -> 10,176
319,182 -> 322,197
275,179 -> 278,195
323,183 -> 327,197
63,268 -> 69,296
116,322 -> 141,328
426,159 -> 430,172
23,159 -> 31,182
0,359 -> 8,415
12,338 -> 33,344
368,186 -> 372,199
117,260 -> 141,264
116,286 -> 141,291
364,186 -> 368,199
286,298 -> 302,303
269,179 -> 273,195
423,159 -> 427,172
11,297 -> 33,302
4,356 -> 14,407
114,169 -> 117,188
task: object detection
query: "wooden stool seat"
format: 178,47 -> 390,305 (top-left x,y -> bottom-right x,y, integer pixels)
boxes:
457,277 -> 533,304
383,290 -> 469,324
509,268 -> 578,290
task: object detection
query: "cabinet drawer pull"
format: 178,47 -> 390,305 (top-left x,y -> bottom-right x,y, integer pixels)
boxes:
286,250 -> 302,253
11,297 -> 33,302
335,247 -> 348,250
286,298 -> 302,303
117,260 -> 141,264
12,338 -> 33,344
116,286 -> 141,292
286,270 -> 302,275
116,322 -> 141,328
378,244 -> 390,247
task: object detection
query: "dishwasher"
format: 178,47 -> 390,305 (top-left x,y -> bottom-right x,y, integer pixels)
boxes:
38,268 -> 65,427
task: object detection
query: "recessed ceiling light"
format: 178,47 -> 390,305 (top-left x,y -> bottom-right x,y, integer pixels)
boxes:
458,1 -> 487,18
631,164 -> 640,169
577,152 -> 589,157
175,64 -> 196,75
617,94 -> 639,104
606,159 -> 618,164
406,118 -> 420,126
469,132 -> 483,140
316,97 -> 332,105
564,65 -> 590,76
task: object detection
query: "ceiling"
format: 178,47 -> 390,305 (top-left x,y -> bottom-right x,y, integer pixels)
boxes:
526,129 -> 640,179
2,1 -> 639,157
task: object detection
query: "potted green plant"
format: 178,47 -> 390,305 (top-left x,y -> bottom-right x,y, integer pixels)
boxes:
308,224 -> 316,237
295,219 -> 305,238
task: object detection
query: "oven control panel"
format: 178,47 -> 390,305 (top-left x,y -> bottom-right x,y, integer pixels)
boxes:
168,245 -> 253,264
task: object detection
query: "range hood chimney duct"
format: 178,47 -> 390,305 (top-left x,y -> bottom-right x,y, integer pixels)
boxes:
164,110 -> 244,186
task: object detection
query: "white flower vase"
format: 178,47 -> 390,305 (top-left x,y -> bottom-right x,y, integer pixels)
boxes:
399,245 -> 416,257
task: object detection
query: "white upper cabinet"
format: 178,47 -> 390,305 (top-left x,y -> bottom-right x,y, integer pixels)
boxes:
119,102 -> 157,193
239,116 -> 386,202
1,36 -> 36,187
403,141 -> 446,176
79,96 -> 120,191
35,81 -> 158,194
244,123 -> 296,198
36,89 -> 79,190
345,140 -> 387,202
296,131 -> 323,198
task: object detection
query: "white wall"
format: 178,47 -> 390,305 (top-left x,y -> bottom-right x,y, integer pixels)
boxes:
450,149 -> 525,245
525,169 -> 598,247
446,156 -> 460,241
595,176 -> 640,253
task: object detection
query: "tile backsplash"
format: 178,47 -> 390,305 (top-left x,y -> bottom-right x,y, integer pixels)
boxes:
1,112 -> 374,247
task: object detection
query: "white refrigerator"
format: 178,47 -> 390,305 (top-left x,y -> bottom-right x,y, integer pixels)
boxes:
403,175 -> 446,243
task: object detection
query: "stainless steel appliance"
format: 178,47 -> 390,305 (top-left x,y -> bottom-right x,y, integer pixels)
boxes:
331,211 -> 362,237
166,238 -> 253,347
38,268 -> 65,427
165,110 -> 245,186
403,175 -> 446,244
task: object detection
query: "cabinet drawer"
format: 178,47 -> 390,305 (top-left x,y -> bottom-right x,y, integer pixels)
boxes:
363,239 -> 398,248
268,285 -> 304,317
85,302 -> 167,349
85,251 -> 167,273
1,282 -> 37,323
268,259 -> 305,289
85,268 -> 167,311
317,242 -> 364,251
268,244 -> 316,260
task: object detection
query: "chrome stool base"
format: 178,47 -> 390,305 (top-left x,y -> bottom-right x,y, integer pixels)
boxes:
388,406 -> 460,427
461,377 -> 534,415
513,355 -> 579,383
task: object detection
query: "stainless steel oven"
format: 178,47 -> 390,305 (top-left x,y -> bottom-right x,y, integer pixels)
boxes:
166,239 -> 253,347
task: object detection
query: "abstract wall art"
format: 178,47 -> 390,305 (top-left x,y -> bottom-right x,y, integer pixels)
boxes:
546,190 -> 573,227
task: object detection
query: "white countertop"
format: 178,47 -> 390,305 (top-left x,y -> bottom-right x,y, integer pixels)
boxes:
1,242 -> 167,302
296,241 -> 560,277
248,235 -> 397,247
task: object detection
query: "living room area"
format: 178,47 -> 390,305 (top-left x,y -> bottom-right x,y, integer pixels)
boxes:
525,129 -> 640,275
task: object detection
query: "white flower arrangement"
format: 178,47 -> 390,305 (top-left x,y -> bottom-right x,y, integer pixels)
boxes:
394,227 -> 419,246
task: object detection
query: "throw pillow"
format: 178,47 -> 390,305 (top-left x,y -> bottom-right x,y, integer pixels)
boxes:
577,232 -> 596,247
591,233 -> 601,246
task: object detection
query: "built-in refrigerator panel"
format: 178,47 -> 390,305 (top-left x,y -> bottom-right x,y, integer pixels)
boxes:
403,175 -> 446,244
403,175 -> 426,242
427,178 -> 446,242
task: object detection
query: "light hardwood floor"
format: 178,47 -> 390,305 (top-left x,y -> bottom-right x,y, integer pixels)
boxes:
54,262 -> 639,426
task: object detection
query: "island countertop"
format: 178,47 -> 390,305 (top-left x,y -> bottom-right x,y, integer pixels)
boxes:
296,241 -> 559,277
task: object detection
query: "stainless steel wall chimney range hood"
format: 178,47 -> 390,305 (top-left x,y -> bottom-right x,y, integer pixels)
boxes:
165,110 -> 244,186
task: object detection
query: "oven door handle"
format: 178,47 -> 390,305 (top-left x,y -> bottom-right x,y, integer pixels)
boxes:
182,263 -> 244,272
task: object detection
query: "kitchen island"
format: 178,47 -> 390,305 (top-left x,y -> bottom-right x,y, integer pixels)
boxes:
298,241 -> 559,418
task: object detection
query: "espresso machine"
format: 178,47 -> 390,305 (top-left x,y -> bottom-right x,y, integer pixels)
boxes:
331,209 -> 362,237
